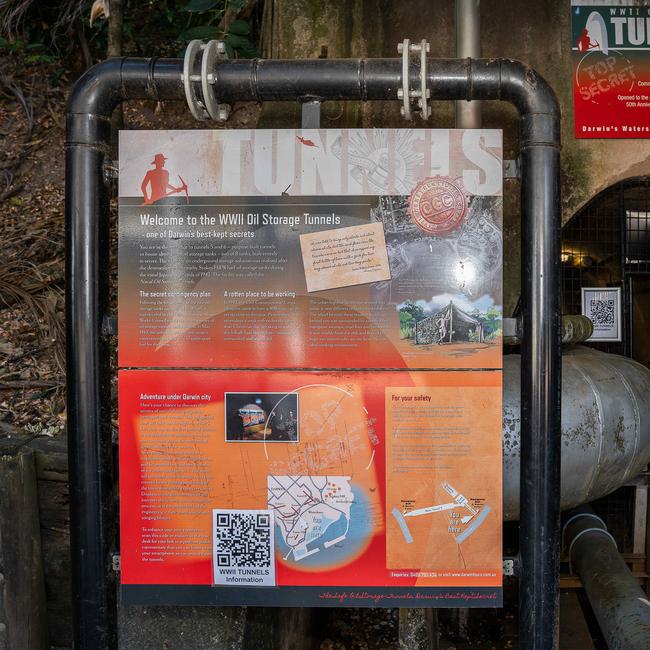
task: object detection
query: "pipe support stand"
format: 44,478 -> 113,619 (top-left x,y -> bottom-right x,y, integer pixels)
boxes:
66,53 -> 561,649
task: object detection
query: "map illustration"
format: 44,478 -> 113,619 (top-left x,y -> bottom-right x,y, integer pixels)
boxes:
267,475 -> 354,562
393,481 -> 490,545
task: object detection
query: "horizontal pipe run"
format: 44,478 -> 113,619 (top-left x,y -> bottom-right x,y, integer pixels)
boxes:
68,57 -> 560,146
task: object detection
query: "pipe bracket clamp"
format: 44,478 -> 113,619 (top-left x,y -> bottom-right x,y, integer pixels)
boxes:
562,513 -> 618,575
397,38 -> 430,121
183,39 -> 230,122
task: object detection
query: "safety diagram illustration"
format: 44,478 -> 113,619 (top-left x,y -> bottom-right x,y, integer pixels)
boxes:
392,481 -> 491,545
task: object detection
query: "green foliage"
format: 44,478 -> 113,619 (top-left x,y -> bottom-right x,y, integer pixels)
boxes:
228,19 -> 251,35
399,322 -> 415,340
178,7 -> 259,59
484,327 -> 502,342
398,300 -> 425,322
179,25 -> 221,40
482,306 -> 501,335
224,31 -> 258,58
1,0 -> 261,66
0,37 -> 57,66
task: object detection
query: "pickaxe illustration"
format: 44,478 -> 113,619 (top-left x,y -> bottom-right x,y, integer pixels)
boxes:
162,175 -> 189,204
176,175 -> 189,204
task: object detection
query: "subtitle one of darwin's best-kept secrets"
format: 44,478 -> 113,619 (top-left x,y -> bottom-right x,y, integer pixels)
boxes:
117,129 -> 503,608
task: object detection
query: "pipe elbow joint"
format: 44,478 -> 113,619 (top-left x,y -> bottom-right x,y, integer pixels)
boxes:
498,59 -> 561,148
66,57 -> 126,119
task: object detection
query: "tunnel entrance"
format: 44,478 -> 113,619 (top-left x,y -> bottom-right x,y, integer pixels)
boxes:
562,176 -> 650,365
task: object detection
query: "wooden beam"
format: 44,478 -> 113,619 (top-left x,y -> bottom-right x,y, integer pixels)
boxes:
0,447 -> 49,649
633,485 -> 648,557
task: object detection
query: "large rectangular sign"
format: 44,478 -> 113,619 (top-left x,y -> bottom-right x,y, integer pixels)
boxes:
118,129 -> 503,607
572,1 -> 650,138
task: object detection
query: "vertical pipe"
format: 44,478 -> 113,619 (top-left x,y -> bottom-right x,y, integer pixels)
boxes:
518,142 -> 562,650
65,115 -> 116,649
66,58 -> 183,648
455,0 -> 481,128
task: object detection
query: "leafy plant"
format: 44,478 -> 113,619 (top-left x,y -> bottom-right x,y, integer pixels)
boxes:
224,19 -> 257,58
481,306 -> 502,335
0,0 -> 260,69
179,1 -> 259,59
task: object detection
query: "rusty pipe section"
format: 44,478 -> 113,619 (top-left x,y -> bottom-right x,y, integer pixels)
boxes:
503,347 -> 650,520
563,507 -> 650,649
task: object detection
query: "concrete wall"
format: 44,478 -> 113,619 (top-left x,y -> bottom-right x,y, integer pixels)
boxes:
262,0 -> 650,312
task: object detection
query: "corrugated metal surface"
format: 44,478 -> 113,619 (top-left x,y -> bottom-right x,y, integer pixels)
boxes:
504,347 -> 650,520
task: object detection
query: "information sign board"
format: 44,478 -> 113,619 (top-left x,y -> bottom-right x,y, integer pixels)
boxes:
572,2 -> 650,138
118,129 -> 504,607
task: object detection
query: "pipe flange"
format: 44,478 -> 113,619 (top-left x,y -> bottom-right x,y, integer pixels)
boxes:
567,527 -> 618,574
183,40 -> 208,120
183,39 -> 230,122
561,511 -> 607,549
397,38 -> 431,121
398,38 -> 411,120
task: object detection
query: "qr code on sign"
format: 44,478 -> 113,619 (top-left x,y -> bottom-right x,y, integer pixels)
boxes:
212,509 -> 276,586
590,299 -> 615,327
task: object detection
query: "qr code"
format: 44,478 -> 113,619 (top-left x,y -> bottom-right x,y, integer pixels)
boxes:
214,511 -> 272,568
590,299 -> 615,327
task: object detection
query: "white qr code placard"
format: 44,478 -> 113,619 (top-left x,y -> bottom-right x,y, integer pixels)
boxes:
212,509 -> 276,587
581,287 -> 622,342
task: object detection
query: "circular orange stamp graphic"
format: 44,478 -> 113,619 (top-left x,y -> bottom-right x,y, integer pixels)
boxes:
408,176 -> 467,236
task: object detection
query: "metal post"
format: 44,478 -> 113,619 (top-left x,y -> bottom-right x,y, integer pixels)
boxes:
301,99 -> 321,128
518,142 -> 562,650
66,55 -> 561,649
455,0 -> 481,128
65,118 -> 116,650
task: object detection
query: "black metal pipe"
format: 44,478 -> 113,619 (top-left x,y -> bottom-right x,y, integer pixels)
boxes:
518,143 -> 562,650
66,55 -> 561,649
65,57 -> 186,650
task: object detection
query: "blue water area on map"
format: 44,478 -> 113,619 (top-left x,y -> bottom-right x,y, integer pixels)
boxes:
275,484 -> 372,570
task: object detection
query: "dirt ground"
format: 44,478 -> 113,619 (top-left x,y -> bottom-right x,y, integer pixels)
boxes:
0,54 -> 67,437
